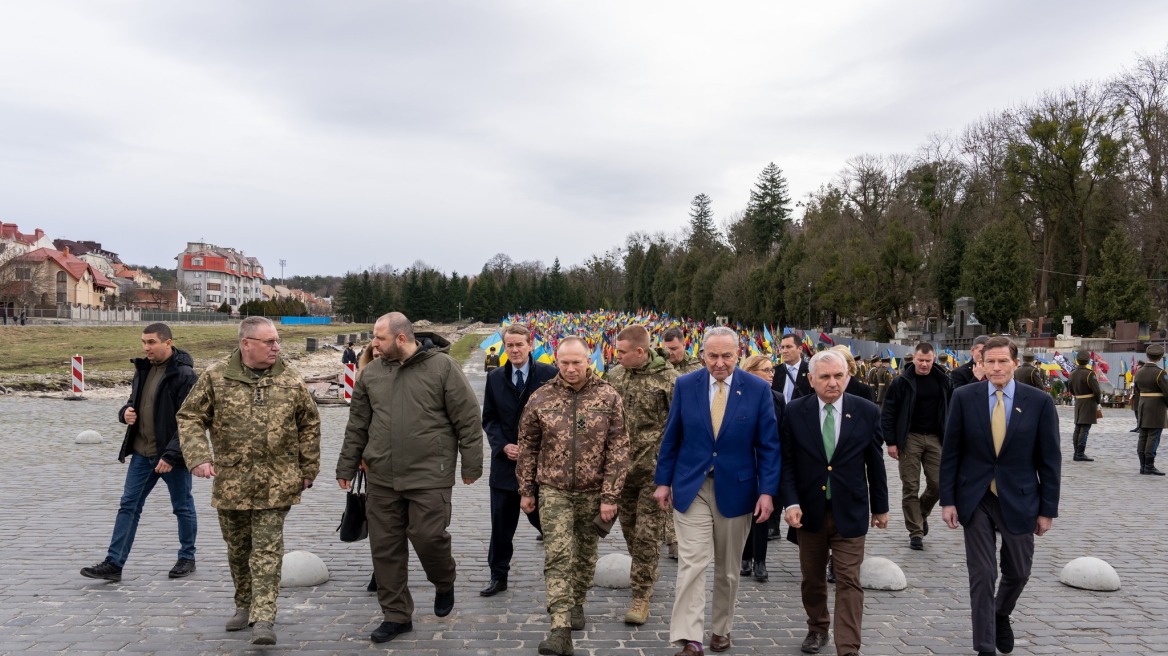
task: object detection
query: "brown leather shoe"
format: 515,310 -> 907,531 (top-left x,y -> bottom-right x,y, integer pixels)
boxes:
710,633 -> 731,652
673,642 -> 703,656
800,630 -> 829,654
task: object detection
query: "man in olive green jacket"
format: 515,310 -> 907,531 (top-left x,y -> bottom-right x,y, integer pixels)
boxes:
179,317 -> 321,646
337,312 -> 483,644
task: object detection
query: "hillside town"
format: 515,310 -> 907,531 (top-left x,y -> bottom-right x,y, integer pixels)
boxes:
0,223 -> 330,321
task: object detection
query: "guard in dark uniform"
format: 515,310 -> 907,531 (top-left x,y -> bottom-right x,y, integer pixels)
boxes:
1068,350 -> 1101,462
484,346 -> 501,372
1014,353 -> 1046,389
1134,344 -> 1168,476
867,356 -> 894,405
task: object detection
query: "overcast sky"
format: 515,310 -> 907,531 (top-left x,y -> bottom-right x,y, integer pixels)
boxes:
1,2 -> 1165,278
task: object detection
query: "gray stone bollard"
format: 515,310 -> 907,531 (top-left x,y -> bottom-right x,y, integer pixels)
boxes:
306,337 -> 317,352
860,556 -> 907,591
337,335 -> 346,345
593,552 -> 632,588
280,550 -> 330,587
75,430 -> 103,444
1060,557 -> 1120,591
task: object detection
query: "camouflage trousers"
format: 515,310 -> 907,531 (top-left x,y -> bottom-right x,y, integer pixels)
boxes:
540,487 -> 601,630
619,479 -> 663,600
217,507 -> 290,624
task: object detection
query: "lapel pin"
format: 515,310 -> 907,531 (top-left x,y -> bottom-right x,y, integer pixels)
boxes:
736,390 -> 741,395
845,413 -> 852,419
1015,408 -> 1022,413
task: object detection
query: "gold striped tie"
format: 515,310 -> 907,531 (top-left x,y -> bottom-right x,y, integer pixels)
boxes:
711,381 -> 727,438
990,389 -> 1006,495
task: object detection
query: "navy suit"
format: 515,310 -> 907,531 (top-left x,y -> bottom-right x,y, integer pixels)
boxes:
654,367 -> 780,645
940,379 -> 1061,653
773,359 -> 812,401
481,359 -> 557,580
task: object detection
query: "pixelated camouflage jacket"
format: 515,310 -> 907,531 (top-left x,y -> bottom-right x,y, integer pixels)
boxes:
656,347 -> 703,375
178,349 -> 322,510
516,369 -> 630,504
606,351 -> 678,484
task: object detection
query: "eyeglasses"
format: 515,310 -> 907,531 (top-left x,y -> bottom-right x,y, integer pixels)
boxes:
753,367 -> 775,374
244,337 -> 281,348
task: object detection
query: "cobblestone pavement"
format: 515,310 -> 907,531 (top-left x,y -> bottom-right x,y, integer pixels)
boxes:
2,356 -> 1165,655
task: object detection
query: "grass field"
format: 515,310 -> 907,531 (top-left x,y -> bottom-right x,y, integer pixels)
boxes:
0,323 -> 374,375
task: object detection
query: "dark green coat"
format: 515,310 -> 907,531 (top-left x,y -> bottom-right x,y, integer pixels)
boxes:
1134,363 -> 1168,429
1068,366 -> 1101,426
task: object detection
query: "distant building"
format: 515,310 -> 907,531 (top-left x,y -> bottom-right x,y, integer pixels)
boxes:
0,223 -> 53,267
1,246 -> 117,309
175,241 -> 265,312
129,287 -> 189,312
113,263 -> 162,290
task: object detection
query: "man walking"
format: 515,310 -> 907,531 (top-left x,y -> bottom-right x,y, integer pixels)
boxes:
654,326 -> 780,656
661,327 -> 703,374
881,342 -> 952,551
1068,350 -> 1101,463
480,323 -> 557,597
940,336 -> 1061,656
517,337 -> 629,656
607,324 -> 678,625
1134,344 -> 1168,475
950,335 -> 989,389
342,341 -> 358,365
179,316 -> 321,645
81,323 -> 199,583
774,333 -> 811,404
337,312 -> 484,644
781,350 -> 888,656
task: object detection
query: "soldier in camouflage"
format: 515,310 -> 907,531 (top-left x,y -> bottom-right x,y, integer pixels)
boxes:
518,336 -> 630,656
178,317 -> 321,646
658,327 -> 701,559
607,324 -> 678,625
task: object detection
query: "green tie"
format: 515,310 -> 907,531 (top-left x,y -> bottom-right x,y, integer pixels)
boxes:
823,404 -> 836,500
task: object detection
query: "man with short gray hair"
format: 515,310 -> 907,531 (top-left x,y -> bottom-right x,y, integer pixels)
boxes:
179,316 -> 321,646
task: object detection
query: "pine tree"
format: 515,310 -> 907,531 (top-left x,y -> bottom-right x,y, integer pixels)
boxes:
960,220 -> 1033,332
686,193 -> 720,252
1087,228 -> 1152,325
744,163 -> 792,256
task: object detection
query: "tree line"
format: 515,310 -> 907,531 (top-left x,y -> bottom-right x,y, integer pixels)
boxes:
330,49 -> 1166,337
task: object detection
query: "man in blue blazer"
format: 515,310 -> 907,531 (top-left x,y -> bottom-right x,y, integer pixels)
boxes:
940,336 -> 1061,656
781,350 -> 888,656
653,326 -> 780,656
479,324 -> 558,597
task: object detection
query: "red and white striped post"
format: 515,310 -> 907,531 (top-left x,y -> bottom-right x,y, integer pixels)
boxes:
343,363 -> 356,403
71,354 -> 84,397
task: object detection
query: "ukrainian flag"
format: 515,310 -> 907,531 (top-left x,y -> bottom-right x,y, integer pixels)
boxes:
590,344 -> 605,374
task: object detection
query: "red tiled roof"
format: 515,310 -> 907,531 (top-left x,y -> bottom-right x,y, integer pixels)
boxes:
21,247 -> 117,289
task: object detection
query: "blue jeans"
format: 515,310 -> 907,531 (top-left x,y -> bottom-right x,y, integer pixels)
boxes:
107,452 -> 197,567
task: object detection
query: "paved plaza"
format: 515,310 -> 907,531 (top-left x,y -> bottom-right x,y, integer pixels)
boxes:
2,355 -> 1166,655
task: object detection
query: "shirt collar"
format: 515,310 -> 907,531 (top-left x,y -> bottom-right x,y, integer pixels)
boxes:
710,372 -> 733,391
989,378 -> 1015,399
817,395 -> 842,416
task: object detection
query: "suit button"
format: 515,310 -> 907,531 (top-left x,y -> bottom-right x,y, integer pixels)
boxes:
712,452 -> 717,457
821,485 -> 827,491
827,466 -> 832,471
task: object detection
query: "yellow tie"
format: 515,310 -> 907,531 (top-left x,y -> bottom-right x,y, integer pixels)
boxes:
711,381 -> 727,438
990,389 -> 1006,495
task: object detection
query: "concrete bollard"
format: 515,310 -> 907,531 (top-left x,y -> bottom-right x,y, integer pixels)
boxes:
306,337 -> 317,352
75,430 -> 103,444
280,551 -> 330,587
1060,557 -> 1120,591
860,556 -> 907,591
337,335 -> 346,345
593,553 -> 632,588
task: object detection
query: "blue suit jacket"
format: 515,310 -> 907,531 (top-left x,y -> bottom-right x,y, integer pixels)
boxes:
654,368 -> 781,518
779,393 -> 888,538
939,381 -> 1061,536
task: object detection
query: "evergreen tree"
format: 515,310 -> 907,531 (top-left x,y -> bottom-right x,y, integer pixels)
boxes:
960,220 -> 1033,332
686,193 -> 720,252
639,243 -> 663,309
1087,228 -> 1152,326
932,226 -> 966,319
744,163 -> 792,256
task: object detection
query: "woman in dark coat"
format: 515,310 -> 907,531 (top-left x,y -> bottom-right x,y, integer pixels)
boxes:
739,354 -> 785,582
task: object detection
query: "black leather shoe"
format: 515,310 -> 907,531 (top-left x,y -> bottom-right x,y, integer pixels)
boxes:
367,573 -> 377,592
168,558 -> 196,579
995,613 -> 1014,653
81,558 -> 122,582
752,562 -> 768,582
480,579 -> 508,596
740,559 -> 751,576
800,630 -> 829,654
910,536 -> 924,550
826,561 -> 835,584
435,588 -> 455,617
923,518 -> 929,536
370,620 -> 413,643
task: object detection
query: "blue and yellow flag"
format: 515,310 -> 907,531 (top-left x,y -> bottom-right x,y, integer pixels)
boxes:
590,344 -> 605,374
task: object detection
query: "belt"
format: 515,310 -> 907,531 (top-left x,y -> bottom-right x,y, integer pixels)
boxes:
1074,394 -> 1095,399
1141,393 -> 1164,397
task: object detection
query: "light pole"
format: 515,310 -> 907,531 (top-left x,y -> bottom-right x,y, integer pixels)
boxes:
279,259 -> 286,285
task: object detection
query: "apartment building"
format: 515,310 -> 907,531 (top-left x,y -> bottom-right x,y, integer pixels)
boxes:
175,241 -> 265,311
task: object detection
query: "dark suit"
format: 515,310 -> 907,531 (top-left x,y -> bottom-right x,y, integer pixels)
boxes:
481,359 -> 557,580
773,359 -> 811,402
655,368 -> 780,645
743,390 -> 785,565
950,360 -> 981,388
940,380 -> 1061,654
780,392 -> 887,656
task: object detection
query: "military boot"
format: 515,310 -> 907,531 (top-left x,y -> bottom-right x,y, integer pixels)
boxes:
225,608 -> 250,632
624,597 -> 650,625
537,628 -> 574,655
251,621 -> 276,645
1147,457 -> 1166,476
569,605 -> 585,631
1140,453 -> 1149,474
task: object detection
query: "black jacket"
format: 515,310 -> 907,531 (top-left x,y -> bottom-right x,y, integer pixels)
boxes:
880,362 -> 952,450
950,360 -> 980,388
482,359 -> 558,490
845,377 -> 875,403
772,360 -> 811,400
118,348 -> 198,466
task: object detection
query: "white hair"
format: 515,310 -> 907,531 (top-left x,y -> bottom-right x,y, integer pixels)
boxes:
702,326 -> 738,346
808,349 -> 848,377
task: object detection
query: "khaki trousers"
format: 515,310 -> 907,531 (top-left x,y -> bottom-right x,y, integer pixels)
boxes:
899,431 -> 941,537
669,477 -> 752,644
367,484 -> 456,622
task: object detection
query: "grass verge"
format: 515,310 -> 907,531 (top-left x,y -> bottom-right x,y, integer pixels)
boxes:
449,331 -> 492,364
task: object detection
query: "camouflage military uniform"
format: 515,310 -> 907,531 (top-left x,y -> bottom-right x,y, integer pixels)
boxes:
607,351 -> 678,601
517,370 -> 629,630
178,350 -> 321,624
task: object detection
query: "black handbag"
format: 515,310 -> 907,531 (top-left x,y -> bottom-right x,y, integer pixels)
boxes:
337,470 -> 368,542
